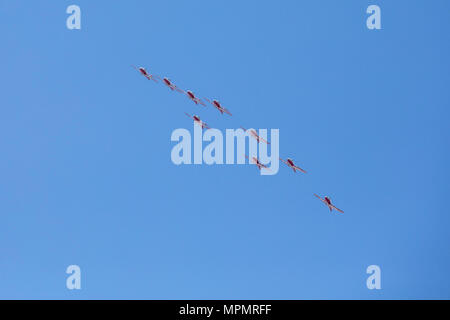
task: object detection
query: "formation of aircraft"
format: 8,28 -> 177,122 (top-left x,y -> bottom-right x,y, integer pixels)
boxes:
133,65 -> 345,214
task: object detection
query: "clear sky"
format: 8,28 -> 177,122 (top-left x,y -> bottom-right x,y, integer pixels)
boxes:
0,0 -> 449,299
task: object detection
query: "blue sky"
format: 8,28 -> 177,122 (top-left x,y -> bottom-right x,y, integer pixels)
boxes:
0,0 -> 449,299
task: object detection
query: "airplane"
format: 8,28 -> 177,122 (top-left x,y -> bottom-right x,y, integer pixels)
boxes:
132,65 -> 158,82
185,90 -> 206,106
240,127 -> 270,144
160,77 -> 184,93
204,98 -> 232,116
280,158 -> 307,173
314,194 -> 344,213
245,155 -> 270,171
184,112 -> 210,129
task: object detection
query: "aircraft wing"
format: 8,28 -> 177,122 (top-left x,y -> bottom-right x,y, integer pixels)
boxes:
331,205 -> 344,214
294,165 -> 307,174
314,193 -> 325,203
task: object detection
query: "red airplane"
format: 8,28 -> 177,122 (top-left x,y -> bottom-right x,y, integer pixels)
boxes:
280,158 -> 307,173
204,98 -> 232,116
161,77 -> 184,93
240,127 -> 270,144
314,194 -> 344,213
185,90 -> 206,106
245,155 -> 270,171
185,112 -> 210,129
132,65 -> 158,82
